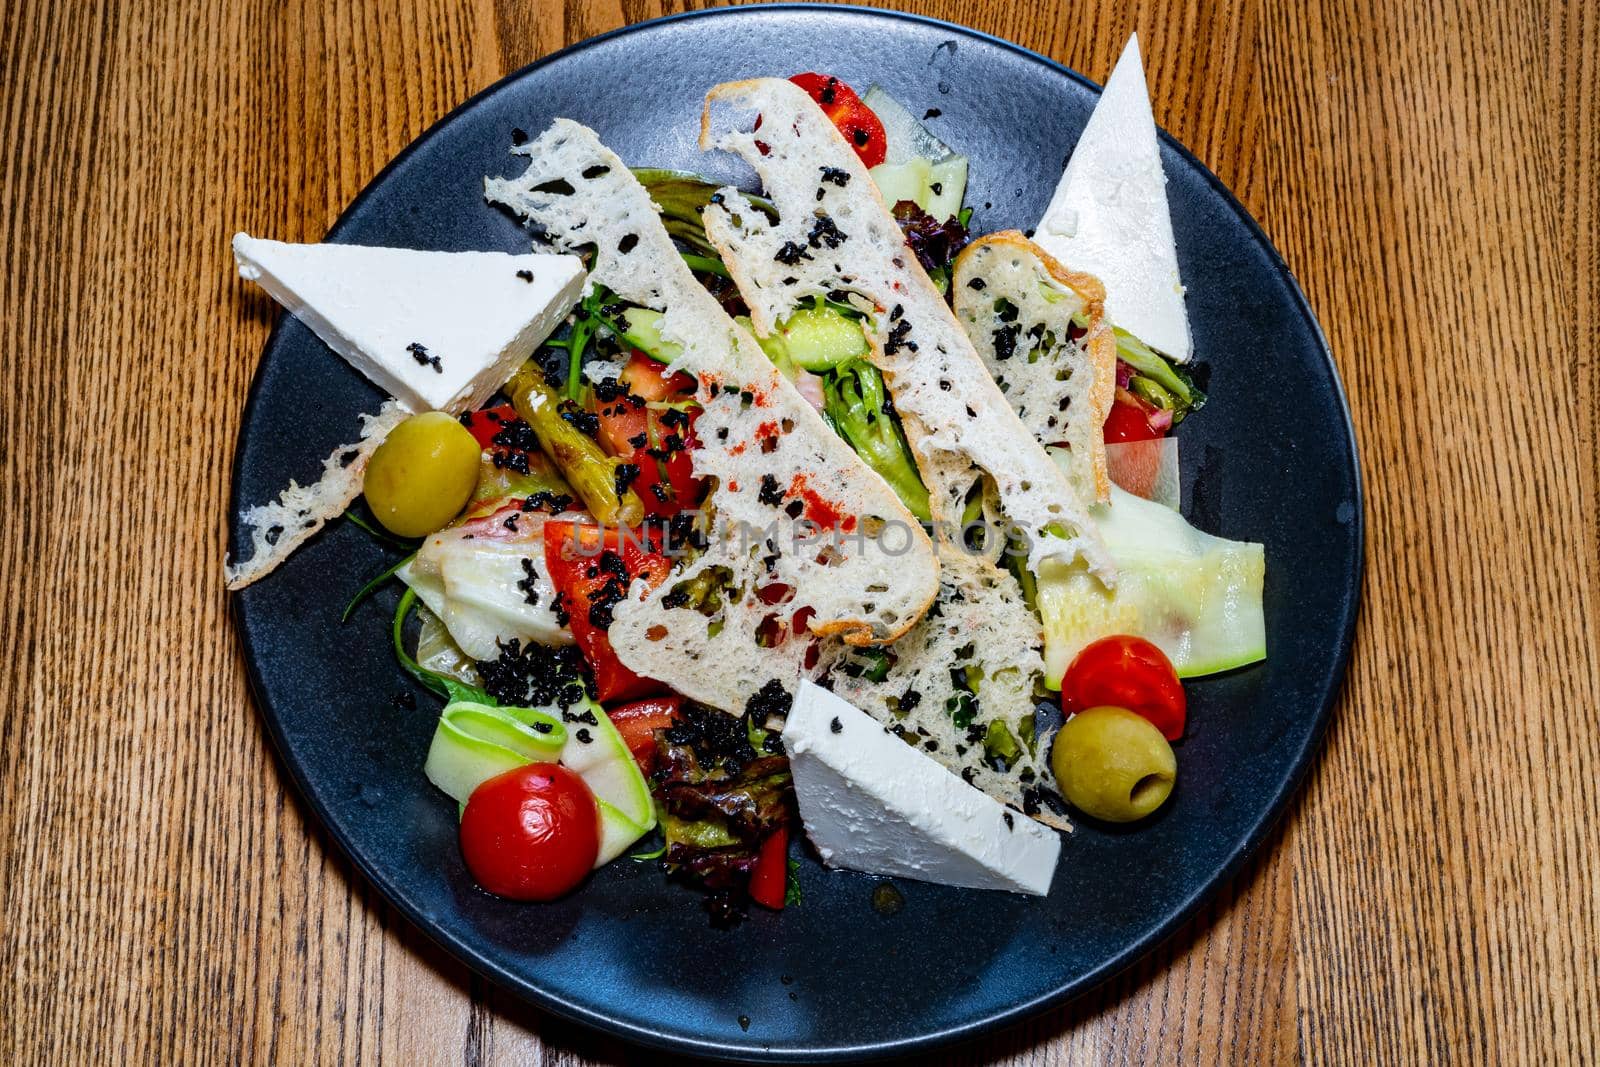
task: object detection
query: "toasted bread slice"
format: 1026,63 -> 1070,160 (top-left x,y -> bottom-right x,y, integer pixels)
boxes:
953,232 -> 1116,504
815,546 -> 1067,831
485,120 -> 940,714
698,78 -> 1113,584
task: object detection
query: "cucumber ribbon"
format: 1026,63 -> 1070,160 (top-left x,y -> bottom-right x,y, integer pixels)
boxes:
424,701 -> 567,806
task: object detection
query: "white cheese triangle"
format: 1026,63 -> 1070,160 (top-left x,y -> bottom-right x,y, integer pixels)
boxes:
1034,34 -> 1192,362
785,681 -> 1061,895
233,235 -> 585,413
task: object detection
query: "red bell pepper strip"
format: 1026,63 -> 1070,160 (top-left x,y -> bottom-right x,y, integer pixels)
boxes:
543,521 -> 673,703
459,403 -> 522,449
749,825 -> 789,911
606,696 -> 684,774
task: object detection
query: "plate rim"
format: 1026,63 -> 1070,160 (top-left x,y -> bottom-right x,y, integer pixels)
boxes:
229,5 -> 1365,1061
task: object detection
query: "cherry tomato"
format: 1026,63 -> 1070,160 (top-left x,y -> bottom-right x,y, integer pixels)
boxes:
459,763 -> 599,901
789,73 -> 888,168
1060,635 -> 1187,741
607,696 -> 683,774
1103,392 -> 1164,443
749,825 -> 789,911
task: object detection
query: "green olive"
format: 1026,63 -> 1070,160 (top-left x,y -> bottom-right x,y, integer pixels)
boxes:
1050,706 -> 1176,823
363,411 -> 481,537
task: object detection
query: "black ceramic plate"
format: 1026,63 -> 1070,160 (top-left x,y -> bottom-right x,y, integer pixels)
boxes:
230,6 -> 1361,1062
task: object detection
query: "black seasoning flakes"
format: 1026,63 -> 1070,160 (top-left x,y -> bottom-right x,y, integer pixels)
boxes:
614,462 -> 641,498
492,448 -> 531,475
883,319 -> 915,355
819,77 -> 838,105
852,128 -> 869,148
593,376 -> 627,402
807,213 -> 847,250
491,417 -> 538,452
561,409 -> 600,437
406,342 -> 442,373
575,727 -> 593,744
744,678 -> 793,722
889,303 -> 904,322
516,269 -> 534,282
830,717 -> 843,734
922,107 -> 942,119
899,688 -> 923,713
618,233 -> 639,255
516,558 -> 541,606
502,512 -> 520,532
1002,811 -> 1014,831
476,638 -> 591,709
510,126 -> 529,145
967,277 -> 987,291
521,490 -> 575,514
775,241 -> 812,266
757,473 -> 784,507
819,166 -> 850,187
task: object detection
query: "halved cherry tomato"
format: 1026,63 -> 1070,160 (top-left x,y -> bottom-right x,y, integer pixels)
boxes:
607,696 -> 684,774
544,521 -> 674,702
749,824 -> 789,910
459,403 -> 522,449
1060,635 -> 1187,741
459,763 -> 599,901
789,73 -> 888,168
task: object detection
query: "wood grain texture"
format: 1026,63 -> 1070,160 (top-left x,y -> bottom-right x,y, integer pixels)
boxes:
1,0 -> 1594,1063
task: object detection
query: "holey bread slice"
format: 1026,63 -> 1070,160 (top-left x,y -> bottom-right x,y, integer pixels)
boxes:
952,233 -> 1117,504
815,547 -> 1066,830
699,78 -> 1114,583
484,120 -> 939,715
225,401 -> 407,590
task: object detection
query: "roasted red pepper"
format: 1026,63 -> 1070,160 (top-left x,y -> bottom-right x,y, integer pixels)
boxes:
606,695 -> 684,774
459,403 -> 522,449
748,824 -> 789,911
789,73 -> 888,168
543,521 -> 673,702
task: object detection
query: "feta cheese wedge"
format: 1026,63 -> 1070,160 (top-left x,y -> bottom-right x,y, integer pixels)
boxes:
784,681 -> 1061,895
232,234 -> 585,413
1034,34 -> 1192,362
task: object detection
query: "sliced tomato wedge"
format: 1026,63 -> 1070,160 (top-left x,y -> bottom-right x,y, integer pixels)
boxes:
606,696 -> 684,774
788,73 -> 888,168
748,824 -> 789,911
543,521 -> 674,702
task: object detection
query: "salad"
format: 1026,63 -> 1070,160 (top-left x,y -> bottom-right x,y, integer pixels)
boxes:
228,35 -> 1265,926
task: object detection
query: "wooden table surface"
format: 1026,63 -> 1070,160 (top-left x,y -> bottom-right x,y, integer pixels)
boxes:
3,0 -> 1596,1062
